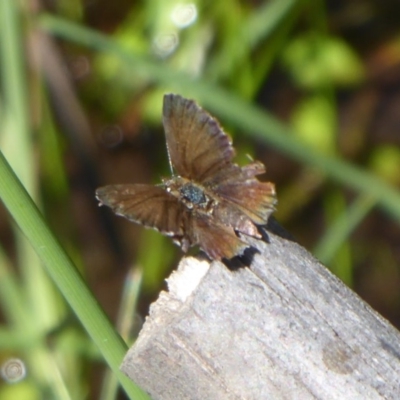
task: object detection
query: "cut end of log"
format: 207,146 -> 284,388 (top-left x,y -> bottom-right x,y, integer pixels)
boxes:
166,257 -> 210,302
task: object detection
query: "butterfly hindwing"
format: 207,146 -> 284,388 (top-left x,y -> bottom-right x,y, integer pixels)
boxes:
213,176 -> 276,226
187,213 -> 249,260
201,160 -> 276,231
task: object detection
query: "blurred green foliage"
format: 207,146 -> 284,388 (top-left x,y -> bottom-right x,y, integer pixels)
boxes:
1,0 -> 400,398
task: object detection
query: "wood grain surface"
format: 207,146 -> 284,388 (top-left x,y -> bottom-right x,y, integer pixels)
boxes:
121,225 -> 400,399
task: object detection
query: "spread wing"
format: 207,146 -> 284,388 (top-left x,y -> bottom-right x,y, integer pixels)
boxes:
96,184 -> 184,236
96,184 -> 248,259
163,93 -> 235,182
210,161 -> 277,231
185,213 -> 249,260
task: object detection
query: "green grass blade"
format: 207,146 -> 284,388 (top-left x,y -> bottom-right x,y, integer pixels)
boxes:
100,268 -> 143,400
244,0 -> 297,47
314,194 -> 377,264
0,0 -> 32,190
0,150 -> 149,399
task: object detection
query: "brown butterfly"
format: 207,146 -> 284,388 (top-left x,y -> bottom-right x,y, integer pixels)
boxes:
96,94 -> 276,260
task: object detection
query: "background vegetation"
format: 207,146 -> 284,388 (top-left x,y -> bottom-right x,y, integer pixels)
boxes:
1,0 -> 400,398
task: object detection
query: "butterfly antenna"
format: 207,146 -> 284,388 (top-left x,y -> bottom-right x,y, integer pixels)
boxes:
165,140 -> 175,176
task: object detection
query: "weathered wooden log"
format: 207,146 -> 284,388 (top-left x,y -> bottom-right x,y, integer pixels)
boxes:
121,223 -> 400,399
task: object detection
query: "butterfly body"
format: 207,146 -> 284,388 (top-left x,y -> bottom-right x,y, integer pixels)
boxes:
96,94 -> 277,260
163,177 -> 212,211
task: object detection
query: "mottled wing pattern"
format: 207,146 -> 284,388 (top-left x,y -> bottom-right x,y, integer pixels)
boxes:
96,184 -> 184,236
163,94 -> 235,182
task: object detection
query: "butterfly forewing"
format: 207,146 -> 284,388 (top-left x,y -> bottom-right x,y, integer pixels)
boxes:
188,214 -> 248,260
163,94 -> 235,182
96,184 -> 184,236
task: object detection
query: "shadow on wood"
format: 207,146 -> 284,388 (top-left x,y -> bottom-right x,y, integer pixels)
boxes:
121,226 -> 400,399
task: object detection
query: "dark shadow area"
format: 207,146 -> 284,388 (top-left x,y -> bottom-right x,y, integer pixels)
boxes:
263,217 -> 295,242
223,246 -> 260,270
